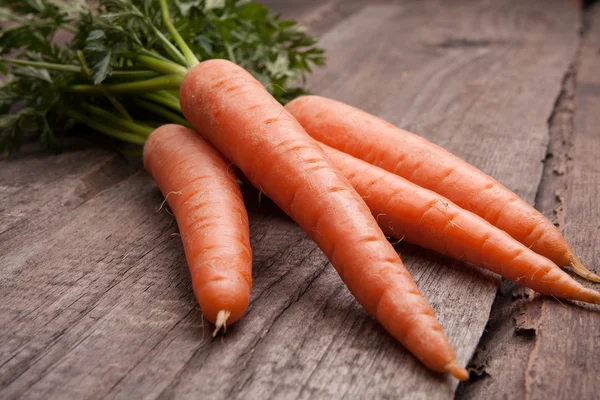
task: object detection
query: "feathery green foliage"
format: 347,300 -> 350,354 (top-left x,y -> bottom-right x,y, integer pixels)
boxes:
0,0 -> 325,153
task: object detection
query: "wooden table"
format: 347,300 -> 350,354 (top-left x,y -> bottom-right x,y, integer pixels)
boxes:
2,0 -> 599,398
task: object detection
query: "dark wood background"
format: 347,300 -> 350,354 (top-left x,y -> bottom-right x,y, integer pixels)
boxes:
1,0 -> 599,398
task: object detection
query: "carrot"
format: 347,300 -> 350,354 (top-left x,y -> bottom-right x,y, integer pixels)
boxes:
320,143 -> 600,304
286,95 -> 600,282
143,124 -> 252,335
179,59 -> 468,380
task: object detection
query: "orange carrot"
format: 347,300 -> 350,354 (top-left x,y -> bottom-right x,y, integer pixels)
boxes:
321,143 -> 600,304
286,95 -> 599,282
180,59 -> 468,380
144,124 -> 252,335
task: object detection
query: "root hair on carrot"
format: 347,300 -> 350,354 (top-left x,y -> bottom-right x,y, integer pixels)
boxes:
263,82 -> 287,92
551,295 -> 567,308
158,190 -> 182,212
212,310 -> 231,337
529,268 -> 544,283
447,218 -> 473,239
387,223 -> 398,235
266,108 -> 286,125
388,233 -> 406,245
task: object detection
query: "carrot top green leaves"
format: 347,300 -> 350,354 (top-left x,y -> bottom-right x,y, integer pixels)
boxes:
0,0 -> 325,153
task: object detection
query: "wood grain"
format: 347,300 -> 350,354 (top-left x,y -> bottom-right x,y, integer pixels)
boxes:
259,0 -> 364,36
524,4 -> 600,399
0,0 -> 584,399
0,142 -> 136,236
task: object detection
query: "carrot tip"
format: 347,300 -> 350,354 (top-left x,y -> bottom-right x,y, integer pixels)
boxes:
583,288 -> 600,305
568,253 -> 600,283
212,310 -> 231,337
446,362 -> 469,381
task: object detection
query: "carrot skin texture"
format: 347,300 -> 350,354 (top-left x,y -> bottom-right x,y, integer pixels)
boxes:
286,96 -> 598,281
321,144 -> 600,304
180,59 -> 466,379
143,125 -> 252,325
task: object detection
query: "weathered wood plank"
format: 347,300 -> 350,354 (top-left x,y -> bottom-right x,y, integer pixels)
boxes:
259,0 -> 364,35
0,142 -> 136,236
0,0 -> 582,399
524,4 -> 600,399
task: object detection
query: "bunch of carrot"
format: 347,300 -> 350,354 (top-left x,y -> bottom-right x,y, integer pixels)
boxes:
141,57 -> 600,381
5,0 -> 600,382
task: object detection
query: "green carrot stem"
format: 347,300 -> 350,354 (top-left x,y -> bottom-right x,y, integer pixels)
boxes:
105,95 -> 132,121
70,74 -> 184,93
158,0 -> 199,67
164,89 -> 180,98
156,89 -> 180,102
151,26 -> 188,66
140,92 -> 181,112
152,90 -> 181,108
138,49 -> 173,64
0,57 -> 156,79
0,57 -> 80,72
105,70 -> 158,80
136,55 -> 188,76
80,103 -> 154,137
67,110 -> 146,146
134,98 -> 191,128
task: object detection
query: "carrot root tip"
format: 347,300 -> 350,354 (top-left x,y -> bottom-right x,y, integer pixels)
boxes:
568,253 -> 600,283
585,289 -> 600,305
445,362 -> 469,381
212,310 -> 231,337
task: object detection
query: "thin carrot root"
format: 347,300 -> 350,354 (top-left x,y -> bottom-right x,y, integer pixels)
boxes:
445,362 -> 469,381
579,288 -> 600,305
568,253 -> 600,283
212,310 -> 231,337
